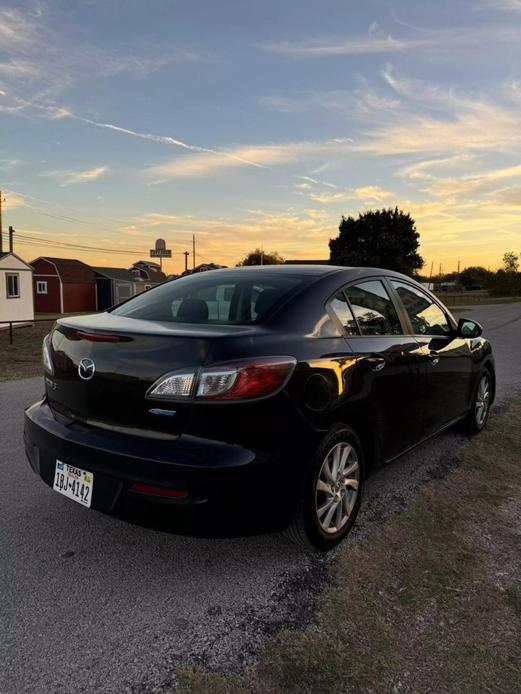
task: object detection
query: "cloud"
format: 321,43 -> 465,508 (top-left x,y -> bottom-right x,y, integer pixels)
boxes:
309,184 -> 394,204
352,185 -> 394,201
145,140 -> 354,179
39,166 -> 107,186
354,70 -> 521,156
399,155 -> 477,181
484,0 -> 521,9
309,191 -> 353,204
3,191 -> 24,209
425,163 -> 521,199
0,4 -> 207,125
265,26 -> 428,57
267,22 -> 521,62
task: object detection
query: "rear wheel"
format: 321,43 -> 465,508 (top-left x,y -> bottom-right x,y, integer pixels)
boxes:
285,427 -> 364,551
462,370 -> 492,434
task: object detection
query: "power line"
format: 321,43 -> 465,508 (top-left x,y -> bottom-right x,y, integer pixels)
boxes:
1,231 -> 195,258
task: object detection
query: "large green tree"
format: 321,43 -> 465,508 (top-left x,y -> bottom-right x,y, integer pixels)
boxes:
329,207 -> 424,275
236,248 -> 285,266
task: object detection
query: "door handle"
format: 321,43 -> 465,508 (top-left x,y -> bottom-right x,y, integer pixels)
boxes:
427,351 -> 440,365
365,356 -> 386,372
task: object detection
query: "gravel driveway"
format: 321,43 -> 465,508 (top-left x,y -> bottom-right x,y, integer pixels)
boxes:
1,302 -> 520,694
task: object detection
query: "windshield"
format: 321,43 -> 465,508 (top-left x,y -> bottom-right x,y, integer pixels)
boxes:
111,272 -> 304,324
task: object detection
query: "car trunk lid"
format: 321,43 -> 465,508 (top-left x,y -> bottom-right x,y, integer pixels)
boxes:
46,313 -> 256,436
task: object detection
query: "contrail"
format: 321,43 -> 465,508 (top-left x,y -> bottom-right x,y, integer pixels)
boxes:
70,115 -> 270,170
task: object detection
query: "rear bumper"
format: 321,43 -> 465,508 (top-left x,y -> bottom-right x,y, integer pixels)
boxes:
24,400 -> 287,526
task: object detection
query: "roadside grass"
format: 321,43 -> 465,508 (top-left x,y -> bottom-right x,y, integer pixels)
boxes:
0,319 -> 53,380
0,313 -> 94,381
437,293 -> 521,307
176,399 -> 521,694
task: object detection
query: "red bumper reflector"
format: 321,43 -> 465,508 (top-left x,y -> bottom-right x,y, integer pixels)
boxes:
130,482 -> 188,498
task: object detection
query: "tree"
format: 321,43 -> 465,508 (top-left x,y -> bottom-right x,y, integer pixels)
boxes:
502,251 -> 519,273
329,207 -> 424,275
458,266 -> 493,291
237,248 -> 285,266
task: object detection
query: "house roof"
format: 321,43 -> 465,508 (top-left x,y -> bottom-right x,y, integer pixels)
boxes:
93,266 -> 143,283
0,251 -> 33,269
33,257 -> 96,284
146,270 -> 167,283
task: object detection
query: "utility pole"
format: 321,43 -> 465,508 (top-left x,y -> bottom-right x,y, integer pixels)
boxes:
184,251 -> 189,273
457,259 -> 461,274
429,261 -> 434,284
192,234 -> 196,270
439,263 -> 442,278
0,190 -> 3,254
8,225 -> 14,253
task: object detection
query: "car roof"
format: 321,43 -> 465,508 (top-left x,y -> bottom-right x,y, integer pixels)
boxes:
199,265 -> 418,283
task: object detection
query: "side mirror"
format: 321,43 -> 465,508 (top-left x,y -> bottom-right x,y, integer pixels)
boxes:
457,317 -> 483,339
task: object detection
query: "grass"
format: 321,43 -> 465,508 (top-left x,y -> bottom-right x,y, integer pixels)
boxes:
436,292 -> 521,306
0,319 -> 54,380
0,313 -> 92,381
175,399 -> 521,694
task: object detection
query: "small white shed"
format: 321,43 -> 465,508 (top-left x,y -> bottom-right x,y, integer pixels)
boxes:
0,252 -> 34,327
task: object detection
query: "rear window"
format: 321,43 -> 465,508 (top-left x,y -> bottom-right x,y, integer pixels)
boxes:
111,272 -> 303,324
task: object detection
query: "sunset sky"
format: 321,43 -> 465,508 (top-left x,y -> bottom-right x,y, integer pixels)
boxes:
1,0 -> 521,275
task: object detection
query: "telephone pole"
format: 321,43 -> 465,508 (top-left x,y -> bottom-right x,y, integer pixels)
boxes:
192,234 -> 196,270
184,250 -> 189,273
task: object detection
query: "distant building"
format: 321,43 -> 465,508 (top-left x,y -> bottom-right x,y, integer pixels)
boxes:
182,262 -> 227,276
284,259 -> 329,265
0,252 -> 34,327
129,260 -> 167,285
93,267 -> 150,310
31,257 -> 96,313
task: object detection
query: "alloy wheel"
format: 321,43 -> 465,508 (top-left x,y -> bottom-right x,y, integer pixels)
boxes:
475,374 -> 490,427
315,442 -> 360,534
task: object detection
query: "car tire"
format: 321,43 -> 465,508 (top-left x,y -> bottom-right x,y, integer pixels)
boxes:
285,425 -> 365,551
461,369 -> 492,435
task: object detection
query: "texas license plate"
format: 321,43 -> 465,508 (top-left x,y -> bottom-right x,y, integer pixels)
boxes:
53,460 -> 93,508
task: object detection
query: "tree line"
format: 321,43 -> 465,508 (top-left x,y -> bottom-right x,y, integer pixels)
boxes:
236,208 -> 521,297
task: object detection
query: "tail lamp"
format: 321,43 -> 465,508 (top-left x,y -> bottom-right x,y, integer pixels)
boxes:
147,357 -> 296,402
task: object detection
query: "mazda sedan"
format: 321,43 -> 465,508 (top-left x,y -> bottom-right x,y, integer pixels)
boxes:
24,265 -> 494,549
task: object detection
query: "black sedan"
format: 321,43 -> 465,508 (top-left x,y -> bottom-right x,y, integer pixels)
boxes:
24,265 -> 494,549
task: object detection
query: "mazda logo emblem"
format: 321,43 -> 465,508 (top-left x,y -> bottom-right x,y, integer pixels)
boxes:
78,358 -> 96,381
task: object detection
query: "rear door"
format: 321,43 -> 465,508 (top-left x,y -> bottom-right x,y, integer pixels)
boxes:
388,280 -> 473,435
330,279 -> 426,461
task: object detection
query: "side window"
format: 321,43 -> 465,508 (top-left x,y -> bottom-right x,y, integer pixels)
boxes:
328,293 -> 359,336
344,281 -> 402,336
391,281 -> 450,336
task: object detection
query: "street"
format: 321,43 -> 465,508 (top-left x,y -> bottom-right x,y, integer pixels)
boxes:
1,302 -> 520,694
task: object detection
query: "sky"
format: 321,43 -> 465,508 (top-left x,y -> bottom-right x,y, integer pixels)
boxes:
1,0 -> 521,275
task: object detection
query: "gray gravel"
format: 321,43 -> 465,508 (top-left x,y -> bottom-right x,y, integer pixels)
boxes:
1,302 -> 520,694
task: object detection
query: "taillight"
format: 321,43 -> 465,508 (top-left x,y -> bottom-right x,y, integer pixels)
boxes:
147,357 -> 296,402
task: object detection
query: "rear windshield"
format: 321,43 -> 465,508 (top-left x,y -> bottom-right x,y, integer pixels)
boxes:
111,272 -> 303,324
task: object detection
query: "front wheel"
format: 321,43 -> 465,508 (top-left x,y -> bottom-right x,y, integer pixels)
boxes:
462,370 -> 492,434
285,427 -> 365,551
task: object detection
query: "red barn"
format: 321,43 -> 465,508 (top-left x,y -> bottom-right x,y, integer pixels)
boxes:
31,257 -> 97,313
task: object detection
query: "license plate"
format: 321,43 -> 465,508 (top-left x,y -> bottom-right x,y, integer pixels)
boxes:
53,460 -> 93,508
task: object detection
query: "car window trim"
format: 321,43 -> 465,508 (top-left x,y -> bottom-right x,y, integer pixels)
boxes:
385,277 -> 457,337
324,275 -> 408,338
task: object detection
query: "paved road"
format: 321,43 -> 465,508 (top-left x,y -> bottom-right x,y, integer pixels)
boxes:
1,303 -> 520,694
